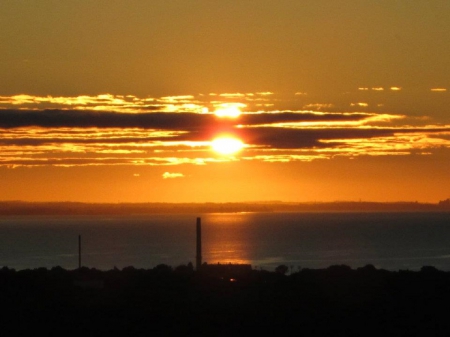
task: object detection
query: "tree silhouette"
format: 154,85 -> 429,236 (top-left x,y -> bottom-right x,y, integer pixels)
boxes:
275,264 -> 289,275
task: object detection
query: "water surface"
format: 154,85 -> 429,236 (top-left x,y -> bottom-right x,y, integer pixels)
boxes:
1,212 -> 449,271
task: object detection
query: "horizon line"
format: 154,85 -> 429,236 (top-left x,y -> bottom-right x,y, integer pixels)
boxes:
1,199 -> 449,205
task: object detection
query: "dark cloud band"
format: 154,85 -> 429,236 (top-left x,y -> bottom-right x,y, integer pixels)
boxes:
0,109 -> 369,129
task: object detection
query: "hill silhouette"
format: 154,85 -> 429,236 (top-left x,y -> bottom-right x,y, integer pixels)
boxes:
0,200 -> 449,215
1,264 -> 450,336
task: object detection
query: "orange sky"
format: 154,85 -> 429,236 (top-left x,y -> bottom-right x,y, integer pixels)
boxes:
1,1 -> 449,203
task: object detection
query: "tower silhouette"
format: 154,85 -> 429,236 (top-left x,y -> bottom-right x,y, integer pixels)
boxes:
196,217 -> 202,271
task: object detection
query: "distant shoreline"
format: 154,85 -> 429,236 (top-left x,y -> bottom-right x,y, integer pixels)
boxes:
0,200 -> 449,215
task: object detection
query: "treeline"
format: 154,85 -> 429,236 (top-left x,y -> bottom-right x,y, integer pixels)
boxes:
0,201 -> 273,215
0,200 -> 449,215
1,264 -> 450,336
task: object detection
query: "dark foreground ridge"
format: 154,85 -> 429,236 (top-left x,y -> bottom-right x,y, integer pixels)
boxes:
2,263 -> 450,336
1,199 -> 450,215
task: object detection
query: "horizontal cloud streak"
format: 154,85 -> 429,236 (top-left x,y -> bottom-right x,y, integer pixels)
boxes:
163,172 -> 185,179
0,109 -> 375,129
0,110 -> 211,129
1,102 -> 450,167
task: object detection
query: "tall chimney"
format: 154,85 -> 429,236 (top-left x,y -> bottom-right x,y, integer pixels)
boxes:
196,217 -> 202,271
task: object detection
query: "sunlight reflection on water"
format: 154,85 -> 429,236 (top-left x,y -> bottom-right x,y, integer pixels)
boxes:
1,212 -> 450,271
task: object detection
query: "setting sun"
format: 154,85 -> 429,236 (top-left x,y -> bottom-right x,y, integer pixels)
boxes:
214,105 -> 242,118
211,137 -> 244,155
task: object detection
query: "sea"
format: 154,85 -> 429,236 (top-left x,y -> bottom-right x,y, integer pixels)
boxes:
1,212 -> 450,271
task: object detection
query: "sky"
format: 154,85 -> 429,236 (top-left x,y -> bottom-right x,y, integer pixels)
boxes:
1,0 -> 450,203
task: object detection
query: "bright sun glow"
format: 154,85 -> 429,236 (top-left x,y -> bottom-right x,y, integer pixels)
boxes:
211,137 -> 244,155
214,105 -> 242,118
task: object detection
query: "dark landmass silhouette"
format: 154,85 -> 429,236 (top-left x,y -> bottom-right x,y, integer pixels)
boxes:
1,263 -> 450,336
0,199 -> 449,215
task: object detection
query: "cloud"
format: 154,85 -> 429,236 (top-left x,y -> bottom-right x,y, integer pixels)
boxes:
0,109 -> 380,130
240,127 -> 400,149
0,110 -> 215,129
0,94 -> 205,113
219,93 -> 246,98
1,93 -> 450,168
303,103 -> 334,110
1,124 -> 449,167
162,172 -> 185,179
319,131 -> 450,157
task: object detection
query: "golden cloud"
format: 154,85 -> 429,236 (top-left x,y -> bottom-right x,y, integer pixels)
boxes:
1,92 -> 450,167
162,172 -> 185,179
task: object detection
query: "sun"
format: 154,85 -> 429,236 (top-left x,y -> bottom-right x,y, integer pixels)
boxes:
211,137 -> 244,155
214,105 -> 242,118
